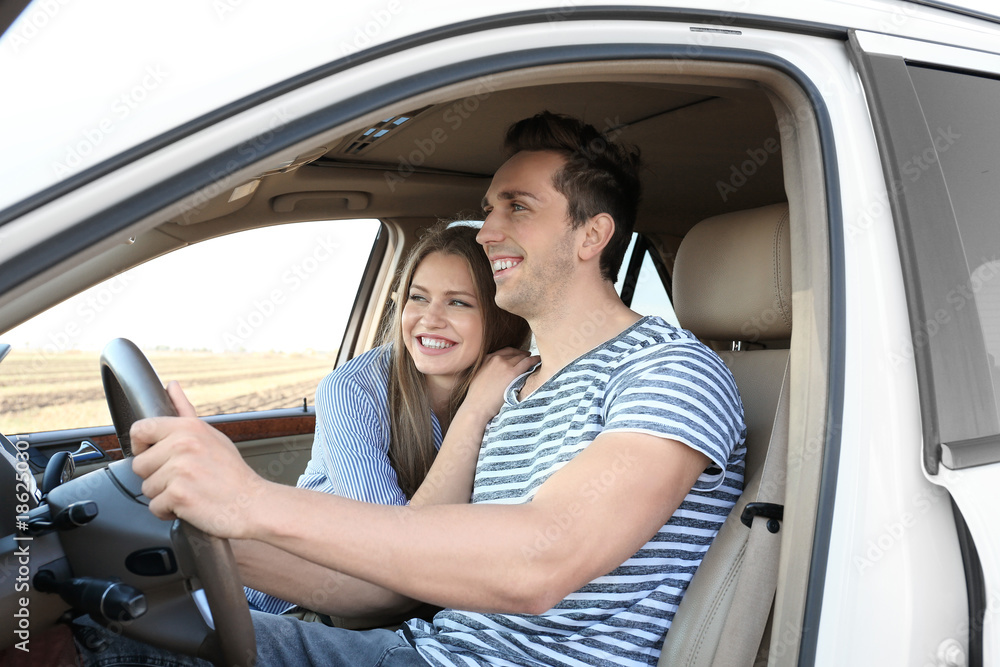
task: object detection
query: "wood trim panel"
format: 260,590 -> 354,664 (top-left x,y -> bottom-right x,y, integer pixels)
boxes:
88,415 -> 316,462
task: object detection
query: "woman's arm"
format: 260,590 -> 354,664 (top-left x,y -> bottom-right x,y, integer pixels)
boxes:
409,348 -> 537,507
307,360 -> 407,505
233,539 -> 421,619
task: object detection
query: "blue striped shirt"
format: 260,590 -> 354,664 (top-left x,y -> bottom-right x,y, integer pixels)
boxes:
402,316 -> 746,666
246,345 -> 443,614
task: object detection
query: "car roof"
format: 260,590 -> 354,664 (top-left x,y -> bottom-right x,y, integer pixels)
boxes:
3,0 -> 999,217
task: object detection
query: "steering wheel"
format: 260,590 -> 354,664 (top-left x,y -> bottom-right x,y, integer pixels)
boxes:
71,338 -> 256,665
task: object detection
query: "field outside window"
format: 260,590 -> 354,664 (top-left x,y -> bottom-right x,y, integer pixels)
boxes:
1,219 -> 381,434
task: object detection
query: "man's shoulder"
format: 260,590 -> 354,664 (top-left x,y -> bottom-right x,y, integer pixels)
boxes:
600,316 -> 713,365
621,315 -> 695,346
545,317 -> 696,378
599,317 -> 735,389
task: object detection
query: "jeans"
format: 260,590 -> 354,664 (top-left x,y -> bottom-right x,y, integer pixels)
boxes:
73,611 -> 430,667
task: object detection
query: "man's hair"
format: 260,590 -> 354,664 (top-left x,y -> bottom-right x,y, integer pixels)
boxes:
503,111 -> 641,282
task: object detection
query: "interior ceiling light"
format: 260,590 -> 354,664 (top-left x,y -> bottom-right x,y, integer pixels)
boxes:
341,106 -> 429,155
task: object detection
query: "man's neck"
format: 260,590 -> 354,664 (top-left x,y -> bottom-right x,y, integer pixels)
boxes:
525,284 -> 642,392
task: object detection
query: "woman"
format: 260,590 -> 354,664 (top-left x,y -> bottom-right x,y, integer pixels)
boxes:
243,222 -> 533,618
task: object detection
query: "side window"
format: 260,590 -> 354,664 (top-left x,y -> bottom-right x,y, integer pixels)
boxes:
2,219 -> 381,434
861,52 -> 1000,471
907,65 -> 1000,406
616,233 -> 680,327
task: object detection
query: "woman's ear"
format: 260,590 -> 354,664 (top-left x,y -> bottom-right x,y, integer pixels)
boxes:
579,213 -> 615,262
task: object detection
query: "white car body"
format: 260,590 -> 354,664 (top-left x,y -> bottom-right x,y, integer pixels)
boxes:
2,1 -> 1000,665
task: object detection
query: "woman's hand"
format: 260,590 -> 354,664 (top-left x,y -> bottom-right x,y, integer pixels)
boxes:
463,347 -> 539,420
411,348 -> 538,507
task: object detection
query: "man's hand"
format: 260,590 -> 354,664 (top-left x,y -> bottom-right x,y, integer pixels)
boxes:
130,381 -> 269,539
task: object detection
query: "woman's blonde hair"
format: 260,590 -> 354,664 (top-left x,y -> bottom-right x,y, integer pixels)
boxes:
383,222 -> 530,498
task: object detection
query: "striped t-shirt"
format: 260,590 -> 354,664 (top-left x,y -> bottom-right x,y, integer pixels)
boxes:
246,345 -> 443,614
403,316 -> 746,666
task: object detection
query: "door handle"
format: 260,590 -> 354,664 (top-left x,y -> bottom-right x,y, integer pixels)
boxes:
70,440 -> 105,464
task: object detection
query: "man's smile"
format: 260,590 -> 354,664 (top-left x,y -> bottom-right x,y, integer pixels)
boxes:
490,256 -> 523,277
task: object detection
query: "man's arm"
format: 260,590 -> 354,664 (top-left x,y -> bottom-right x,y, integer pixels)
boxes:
160,381 -> 416,618
234,344 -> 532,616
132,415 -> 708,614
173,345 -> 534,616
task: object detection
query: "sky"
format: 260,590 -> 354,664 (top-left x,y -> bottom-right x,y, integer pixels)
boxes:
0,1 -> 394,354
2,220 -> 381,353
0,1 -> 387,209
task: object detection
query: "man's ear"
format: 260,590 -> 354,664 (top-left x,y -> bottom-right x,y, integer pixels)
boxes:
579,213 -> 615,262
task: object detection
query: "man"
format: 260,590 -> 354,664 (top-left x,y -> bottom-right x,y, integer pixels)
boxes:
77,112 -> 746,666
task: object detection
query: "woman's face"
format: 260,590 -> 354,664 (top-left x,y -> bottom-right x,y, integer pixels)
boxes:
401,251 -> 485,386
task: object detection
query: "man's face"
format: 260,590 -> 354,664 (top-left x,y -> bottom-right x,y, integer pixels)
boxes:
478,150 -> 579,319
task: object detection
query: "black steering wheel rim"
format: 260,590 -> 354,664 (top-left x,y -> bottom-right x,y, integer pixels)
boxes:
100,337 -> 256,666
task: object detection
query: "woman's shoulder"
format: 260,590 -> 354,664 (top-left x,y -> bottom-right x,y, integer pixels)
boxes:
317,344 -> 392,397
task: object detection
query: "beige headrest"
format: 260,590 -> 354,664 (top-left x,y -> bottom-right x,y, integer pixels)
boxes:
674,203 -> 791,342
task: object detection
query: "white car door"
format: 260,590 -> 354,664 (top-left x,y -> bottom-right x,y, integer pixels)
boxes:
851,28 -> 1000,666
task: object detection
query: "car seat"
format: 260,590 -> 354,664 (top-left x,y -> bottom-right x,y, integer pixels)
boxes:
660,202 -> 792,666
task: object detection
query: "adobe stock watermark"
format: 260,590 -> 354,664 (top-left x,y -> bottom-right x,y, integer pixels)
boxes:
898,126 -> 961,185
889,255 -> 1000,369
2,0 -> 72,53
949,590 -> 1000,658
755,619 -> 805,663
846,192 -> 893,243
303,567 -> 349,613
846,126 -> 960,246
339,0 -> 402,57
874,1 -> 919,35
250,436 -> 309,484
223,232 -> 341,350
11,273 -> 134,380
847,125 -> 961,237
737,297 -> 791,343
212,0 -> 252,20
10,437 -> 35,653
202,476 -> 269,539
520,447 -> 640,561
544,0 -> 578,22
383,76 -> 499,193
175,106 -> 292,224
853,482 -> 950,573
716,136 -> 781,202
714,38 -> 875,202
16,272 -> 135,376
551,299 -> 621,360
52,65 -> 169,178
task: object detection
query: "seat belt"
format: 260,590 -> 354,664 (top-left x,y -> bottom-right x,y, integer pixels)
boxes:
712,358 -> 790,667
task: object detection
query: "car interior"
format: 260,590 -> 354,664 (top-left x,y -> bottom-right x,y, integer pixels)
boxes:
1,57 -> 834,664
